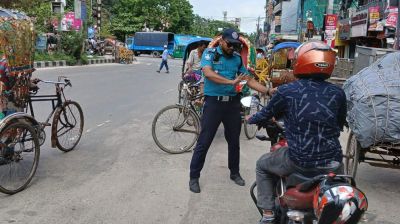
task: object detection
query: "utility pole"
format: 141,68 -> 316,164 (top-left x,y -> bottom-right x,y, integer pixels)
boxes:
297,0 -> 305,42
327,0 -> 334,14
396,0 -> 400,50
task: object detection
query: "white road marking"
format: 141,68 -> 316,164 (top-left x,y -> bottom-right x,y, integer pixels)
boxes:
163,89 -> 174,94
85,120 -> 112,134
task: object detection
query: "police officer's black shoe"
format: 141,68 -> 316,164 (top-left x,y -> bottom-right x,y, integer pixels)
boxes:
230,173 -> 245,186
189,178 -> 200,193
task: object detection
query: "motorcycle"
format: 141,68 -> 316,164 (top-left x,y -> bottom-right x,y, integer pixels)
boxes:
241,96 -> 368,224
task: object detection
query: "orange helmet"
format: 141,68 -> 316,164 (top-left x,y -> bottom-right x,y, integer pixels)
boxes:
293,41 -> 336,79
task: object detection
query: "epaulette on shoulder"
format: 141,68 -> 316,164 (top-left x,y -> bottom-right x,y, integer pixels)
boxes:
233,51 -> 241,57
205,48 -> 217,54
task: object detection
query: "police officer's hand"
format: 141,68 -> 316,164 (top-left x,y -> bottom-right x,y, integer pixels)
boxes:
231,74 -> 245,86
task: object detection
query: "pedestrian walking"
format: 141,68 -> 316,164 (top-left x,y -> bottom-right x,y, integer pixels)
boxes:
157,45 -> 169,73
189,29 -> 274,193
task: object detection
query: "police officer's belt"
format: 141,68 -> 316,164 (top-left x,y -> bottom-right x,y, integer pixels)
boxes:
207,95 -> 239,102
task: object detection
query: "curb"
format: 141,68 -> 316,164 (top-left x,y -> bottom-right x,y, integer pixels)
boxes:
87,58 -> 115,65
34,58 -> 116,68
34,60 -> 67,68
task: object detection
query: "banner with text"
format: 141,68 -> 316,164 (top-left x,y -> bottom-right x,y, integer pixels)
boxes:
324,14 -> 338,48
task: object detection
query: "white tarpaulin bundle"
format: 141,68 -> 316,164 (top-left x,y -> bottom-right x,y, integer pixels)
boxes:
343,52 -> 400,148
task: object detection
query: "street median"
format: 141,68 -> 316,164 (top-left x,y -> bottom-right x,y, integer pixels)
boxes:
34,58 -> 116,68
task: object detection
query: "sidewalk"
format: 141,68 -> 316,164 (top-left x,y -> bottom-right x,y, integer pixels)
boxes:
34,56 -> 116,69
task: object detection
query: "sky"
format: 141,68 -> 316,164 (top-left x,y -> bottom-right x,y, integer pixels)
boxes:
188,0 -> 266,34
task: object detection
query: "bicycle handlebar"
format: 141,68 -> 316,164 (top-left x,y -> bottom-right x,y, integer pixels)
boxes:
35,78 -> 72,87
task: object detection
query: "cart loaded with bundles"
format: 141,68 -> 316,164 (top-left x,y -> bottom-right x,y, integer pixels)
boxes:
0,8 -> 35,114
343,52 -> 400,178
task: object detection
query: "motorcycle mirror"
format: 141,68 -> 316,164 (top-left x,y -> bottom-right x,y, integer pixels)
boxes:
240,96 -> 253,108
276,120 -> 285,130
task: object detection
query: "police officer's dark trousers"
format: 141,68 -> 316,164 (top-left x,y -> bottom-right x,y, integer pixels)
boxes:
190,95 -> 242,179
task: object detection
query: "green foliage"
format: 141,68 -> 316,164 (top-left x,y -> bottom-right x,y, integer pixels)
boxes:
60,31 -> 84,62
189,15 -> 239,38
65,0 -> 74,12
0,0 -> 53,34
80,54 -> 89,65
110,0 -> 194,40
35,52 -> 74,62
247,32 -> 257,46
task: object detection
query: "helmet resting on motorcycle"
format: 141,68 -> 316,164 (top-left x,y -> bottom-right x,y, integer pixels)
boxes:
293,41 -> 336,79
313,180 -> 368,224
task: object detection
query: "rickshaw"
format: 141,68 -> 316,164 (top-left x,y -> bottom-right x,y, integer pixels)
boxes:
178,37 -> 212,104
269,41 -> 300,88
0,9 -> 84,194
254,47 -> 270,85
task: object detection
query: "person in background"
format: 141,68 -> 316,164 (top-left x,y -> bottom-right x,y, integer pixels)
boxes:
157,45 -> 169,73
185,40 -> 208,78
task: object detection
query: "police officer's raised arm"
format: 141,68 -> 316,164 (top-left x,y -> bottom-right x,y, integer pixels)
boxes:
203,67 -> 244,85
201,49 -> 244,85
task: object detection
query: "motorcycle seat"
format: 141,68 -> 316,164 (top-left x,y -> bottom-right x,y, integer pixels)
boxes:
286,161 -> 342,187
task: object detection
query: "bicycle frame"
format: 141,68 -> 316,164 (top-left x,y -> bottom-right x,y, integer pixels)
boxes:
26,82 -> 66,124
25,77 -> 71,147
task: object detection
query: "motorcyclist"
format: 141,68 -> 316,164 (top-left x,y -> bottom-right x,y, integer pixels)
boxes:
246,41 -> 347,224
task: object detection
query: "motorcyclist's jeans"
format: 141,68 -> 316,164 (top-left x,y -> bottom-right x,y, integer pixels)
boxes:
256,147 -> 296,210
256,147 -> 343,211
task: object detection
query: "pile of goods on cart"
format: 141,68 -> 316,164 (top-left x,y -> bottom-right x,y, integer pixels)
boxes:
343,52 -> 400,148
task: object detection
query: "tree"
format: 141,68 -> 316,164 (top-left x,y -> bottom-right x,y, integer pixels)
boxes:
0,0 -> 52,33
189,15 -> 239,37
110,0 -> 194,40
247,32 -> 257,46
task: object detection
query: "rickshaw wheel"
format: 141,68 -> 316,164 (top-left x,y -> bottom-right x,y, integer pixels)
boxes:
0,121 -> 40,195
344,132 -> 360,178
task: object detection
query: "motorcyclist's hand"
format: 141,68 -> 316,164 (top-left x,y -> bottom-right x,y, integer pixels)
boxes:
268,87 -> 278,96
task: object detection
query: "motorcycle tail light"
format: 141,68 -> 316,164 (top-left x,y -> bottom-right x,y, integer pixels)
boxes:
287,210 -> 305,222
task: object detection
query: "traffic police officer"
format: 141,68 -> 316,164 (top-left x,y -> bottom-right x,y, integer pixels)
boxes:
189,29 -> 273,193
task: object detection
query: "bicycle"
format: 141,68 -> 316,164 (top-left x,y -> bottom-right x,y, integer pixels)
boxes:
26,76 -> 84,152
152,81 -> 202,154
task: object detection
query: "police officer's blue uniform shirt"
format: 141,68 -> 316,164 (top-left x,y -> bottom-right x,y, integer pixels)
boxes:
200,46 -> 248,96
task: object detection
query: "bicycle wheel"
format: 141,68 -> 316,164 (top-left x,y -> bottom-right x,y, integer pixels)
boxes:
178,80 -> 184,104
0,122 -> 40,194
152,105 -> 200,154
344,132 -> 360,178
52,101 -> 84,152
243,107 -> 258,140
